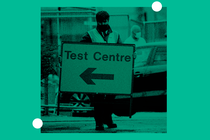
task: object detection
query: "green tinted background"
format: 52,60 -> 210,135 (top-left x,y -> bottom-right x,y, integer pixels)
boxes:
1,0 -> 210,139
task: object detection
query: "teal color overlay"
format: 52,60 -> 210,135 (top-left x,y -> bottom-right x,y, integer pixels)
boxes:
1,0 -> 210,140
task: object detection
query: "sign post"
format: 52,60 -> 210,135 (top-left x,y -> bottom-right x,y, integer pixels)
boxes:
58,42 -> 134,116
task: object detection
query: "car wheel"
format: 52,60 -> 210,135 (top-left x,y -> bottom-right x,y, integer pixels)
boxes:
69,93 -> 91,108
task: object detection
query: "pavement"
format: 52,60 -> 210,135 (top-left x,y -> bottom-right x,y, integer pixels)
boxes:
41,112 -> 167,133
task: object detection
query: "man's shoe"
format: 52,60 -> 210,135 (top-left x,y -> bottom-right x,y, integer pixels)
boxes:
106,123 -> 117,128
95,125 -> 104,130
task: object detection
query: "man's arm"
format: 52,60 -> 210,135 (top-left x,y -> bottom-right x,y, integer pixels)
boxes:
80,32 -> 92,43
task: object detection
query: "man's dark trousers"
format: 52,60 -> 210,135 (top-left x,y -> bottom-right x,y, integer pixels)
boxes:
93,94 -> 116,126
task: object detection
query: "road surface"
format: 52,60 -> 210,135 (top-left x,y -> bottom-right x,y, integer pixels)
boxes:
41,112 -> 167,133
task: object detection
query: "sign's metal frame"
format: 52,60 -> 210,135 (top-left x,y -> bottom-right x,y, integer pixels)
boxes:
57,42 -> 135,118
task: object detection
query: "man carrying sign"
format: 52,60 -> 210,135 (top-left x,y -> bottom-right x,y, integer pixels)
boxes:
80,10 -> 122,130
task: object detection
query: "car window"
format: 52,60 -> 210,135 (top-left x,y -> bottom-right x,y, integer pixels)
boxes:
153,46 -> 167,65
134,47 -> 153,67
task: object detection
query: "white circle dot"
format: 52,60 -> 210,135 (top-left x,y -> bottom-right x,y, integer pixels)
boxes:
32,118 -> 43,129
152,1 -> 162,12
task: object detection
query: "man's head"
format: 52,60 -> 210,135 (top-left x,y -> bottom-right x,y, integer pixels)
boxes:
131,25 -> 142,40
96,11 -> 110,32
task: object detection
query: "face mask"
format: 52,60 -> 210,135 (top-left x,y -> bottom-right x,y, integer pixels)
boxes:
135,32 -> 141,39
98,25 -> 109,32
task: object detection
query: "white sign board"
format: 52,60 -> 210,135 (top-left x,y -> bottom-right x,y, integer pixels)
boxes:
60,42 -> 134,95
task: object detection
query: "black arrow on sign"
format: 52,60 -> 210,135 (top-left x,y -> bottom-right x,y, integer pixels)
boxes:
80,68 -> 114,85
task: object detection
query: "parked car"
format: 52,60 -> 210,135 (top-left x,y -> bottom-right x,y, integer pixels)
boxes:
113,41 -> 167,116
134,41 -> 167,92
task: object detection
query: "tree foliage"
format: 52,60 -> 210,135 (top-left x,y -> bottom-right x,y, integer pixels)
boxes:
41,40 -> 58,80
